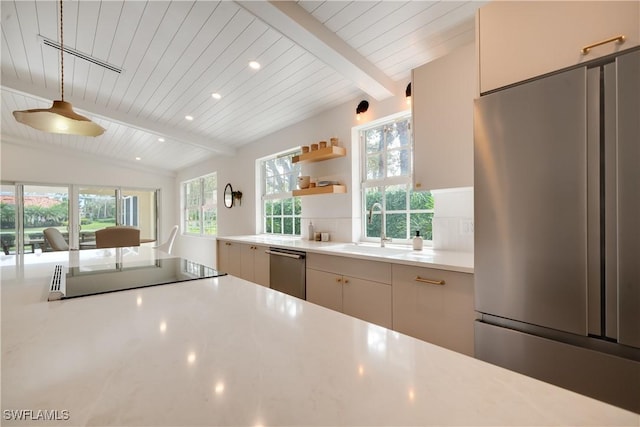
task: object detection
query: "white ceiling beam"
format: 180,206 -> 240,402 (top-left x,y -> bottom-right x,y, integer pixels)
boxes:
238,1 -> 397,101
1,79 -> 237,157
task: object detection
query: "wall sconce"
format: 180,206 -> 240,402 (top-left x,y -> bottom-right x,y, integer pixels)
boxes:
223,183 -> 243,208
356,100 -> 369,121
405,83 -> 412,106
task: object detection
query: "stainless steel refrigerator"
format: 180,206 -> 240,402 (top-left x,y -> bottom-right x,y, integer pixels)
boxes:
474,48 -> 640,413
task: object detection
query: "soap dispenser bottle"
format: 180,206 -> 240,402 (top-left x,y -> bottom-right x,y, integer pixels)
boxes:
412,230 -> 423,251
308,221 -> 314,241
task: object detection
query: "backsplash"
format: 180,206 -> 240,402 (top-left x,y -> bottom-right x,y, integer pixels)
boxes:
431,187 -> 474,252
301,218 -> 354,243
300,187 -> 474,251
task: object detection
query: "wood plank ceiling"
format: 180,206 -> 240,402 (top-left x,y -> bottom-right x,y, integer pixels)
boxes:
0,1 -> 484,173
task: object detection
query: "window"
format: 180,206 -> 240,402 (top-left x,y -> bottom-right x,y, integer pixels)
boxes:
361,114 -> 434,243
260,150 -> 301,235
183,173 -> 217,236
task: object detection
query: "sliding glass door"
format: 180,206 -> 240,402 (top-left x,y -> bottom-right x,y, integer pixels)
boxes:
1,184 -> 18,254
22,185 -> 70,253
78,187 -> 117,249
78,186 -> 158,248
1,182 -> 158,253
120,188 -> 157,242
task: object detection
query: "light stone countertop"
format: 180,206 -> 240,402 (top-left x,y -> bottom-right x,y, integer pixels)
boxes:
216,235 -> 474,273
1,248 -> 637,426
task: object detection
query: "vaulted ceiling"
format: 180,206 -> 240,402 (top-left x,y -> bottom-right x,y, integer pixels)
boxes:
1,1 -> 484,173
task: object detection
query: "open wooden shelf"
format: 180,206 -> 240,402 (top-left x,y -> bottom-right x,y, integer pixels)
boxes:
292,145 -> 346,163
292,185 -> 346,197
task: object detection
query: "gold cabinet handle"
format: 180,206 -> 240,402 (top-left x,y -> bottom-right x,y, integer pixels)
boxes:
336,278 -> 342,283
581,35 -> 625,55
225,242 -> 231,246
415,276 -> 445,285
344,279 -> 349,284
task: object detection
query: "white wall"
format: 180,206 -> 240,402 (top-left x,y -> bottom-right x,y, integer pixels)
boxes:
432,187 -> 474,252
176,40 -> 479,266
176,89 -> 410,265
0,141 -> 177,246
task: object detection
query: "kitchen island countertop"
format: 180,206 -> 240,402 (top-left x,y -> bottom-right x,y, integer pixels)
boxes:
1,248 -> 637,426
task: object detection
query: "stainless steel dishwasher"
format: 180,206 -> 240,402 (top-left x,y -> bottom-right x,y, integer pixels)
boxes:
267,247 -> 306,299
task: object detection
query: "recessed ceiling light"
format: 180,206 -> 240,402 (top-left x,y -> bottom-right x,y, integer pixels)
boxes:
248,60 -> 261,70
211,93 -> 222,100
135,157 -> 141,161
185,115 -> 194,121
158,137 -> 165,142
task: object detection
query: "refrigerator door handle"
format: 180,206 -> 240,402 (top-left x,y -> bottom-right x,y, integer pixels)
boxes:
586,66 -> 601,337
603,62 -> 618,341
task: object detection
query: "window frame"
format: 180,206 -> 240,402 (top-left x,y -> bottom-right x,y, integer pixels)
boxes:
182,172 -> 217,237
360,113 -> 434,245
259,149 -> 302,236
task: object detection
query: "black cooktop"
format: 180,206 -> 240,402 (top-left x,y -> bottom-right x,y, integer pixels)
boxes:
54,257 -> 225,300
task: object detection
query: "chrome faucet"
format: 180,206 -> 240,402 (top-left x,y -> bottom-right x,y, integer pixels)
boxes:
368,202 -> 392,247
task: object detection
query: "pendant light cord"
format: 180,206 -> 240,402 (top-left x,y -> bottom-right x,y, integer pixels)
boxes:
59,0 -> 64,102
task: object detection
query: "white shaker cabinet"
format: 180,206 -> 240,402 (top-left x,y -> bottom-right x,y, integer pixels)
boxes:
216,240 -> 242,277
306,254 -> 392,329
240,244 -> 270,287
392,264 -> 475,356
478,1 -> 640,93
411,42 -> 475,191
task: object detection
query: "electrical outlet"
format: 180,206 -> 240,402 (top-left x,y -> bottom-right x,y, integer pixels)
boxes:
460,219 -> 474,235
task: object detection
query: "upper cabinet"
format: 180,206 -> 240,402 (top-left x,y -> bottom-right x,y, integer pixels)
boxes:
412,42 -> 475,191
478,1 -> 640,93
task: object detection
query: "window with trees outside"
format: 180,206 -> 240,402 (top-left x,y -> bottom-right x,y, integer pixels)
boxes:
260,150 -> 301,235
183,173 -> 217,236
361,114 -> 434,243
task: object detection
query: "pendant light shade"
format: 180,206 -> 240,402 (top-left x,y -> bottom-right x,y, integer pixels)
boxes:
12,0 -> 105,137
13,100 -> 105,137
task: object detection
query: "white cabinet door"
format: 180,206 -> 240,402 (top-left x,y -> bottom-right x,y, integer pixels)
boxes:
217,241 -> 241,277
239,244 -> 255,282
239,244 -> 270,287
342,276 -> 392,329
306,268 -> 342,312
412,42 -> 475,191
392,264 -> 474,356
478,1 -> 640,93
253,245 -> 270,287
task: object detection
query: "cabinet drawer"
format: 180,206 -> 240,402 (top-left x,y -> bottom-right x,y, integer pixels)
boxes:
306,253 -> 391,284
392,264 -> 474,355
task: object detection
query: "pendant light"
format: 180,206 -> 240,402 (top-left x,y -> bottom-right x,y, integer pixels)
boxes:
13,0 -> 105,137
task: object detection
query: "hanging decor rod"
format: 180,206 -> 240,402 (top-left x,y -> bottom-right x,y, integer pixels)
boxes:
40,35 -> 123,74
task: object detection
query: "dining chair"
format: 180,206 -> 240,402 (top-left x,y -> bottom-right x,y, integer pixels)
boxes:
43,228 -> 69,251
153,225 -> 178,254
95,226 -> 140,249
